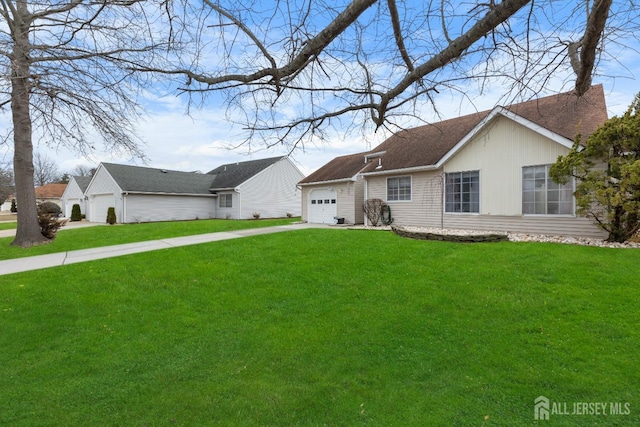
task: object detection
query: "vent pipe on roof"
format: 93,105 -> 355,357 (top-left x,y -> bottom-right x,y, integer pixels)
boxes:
376,158 -> 382,169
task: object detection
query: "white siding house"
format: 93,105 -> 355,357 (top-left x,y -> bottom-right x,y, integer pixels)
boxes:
61,176 -> 91,218
208,156 -> 304,220
85,163 -> 217,223
300,85 -> 610,238
83,157 -> 303,224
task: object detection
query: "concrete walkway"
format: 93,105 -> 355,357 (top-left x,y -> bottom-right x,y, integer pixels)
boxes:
0,223 -> 329,276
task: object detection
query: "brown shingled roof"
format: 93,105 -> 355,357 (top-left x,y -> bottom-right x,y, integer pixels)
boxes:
35,183 -> 67,198
299,151 -> 373,184
301,85 -> 608,183
360,84 -> 607,174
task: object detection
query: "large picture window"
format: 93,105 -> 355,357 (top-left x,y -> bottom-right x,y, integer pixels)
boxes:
219,193 -> 232,208
522,165 -> 574,215
387,176 -> 411,201
445,171 -> 479,213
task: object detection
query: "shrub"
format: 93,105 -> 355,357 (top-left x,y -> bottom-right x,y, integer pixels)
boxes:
106,207 -> 117,224
252,212 -> 261,220
363,198 -> 385,226
38,212 -> 67,240
38,201 -> 62,216
10,199 -> 16,213
70,204 -> 82,221
286,212 -> 293,218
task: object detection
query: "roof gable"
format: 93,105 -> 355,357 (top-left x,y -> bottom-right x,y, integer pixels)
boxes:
207,156 -> 284,190
101,163 -> 215,195
358,84 -> 607,174
73,176 -> 92,193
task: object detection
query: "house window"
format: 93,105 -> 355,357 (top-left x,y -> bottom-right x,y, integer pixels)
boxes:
522,165 -> 574,215
445,171 -> 479,213
219,194 -> 232,208
387,176 -> 411,201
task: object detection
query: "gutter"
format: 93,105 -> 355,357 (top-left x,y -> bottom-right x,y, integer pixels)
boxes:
122,191 -> 217,197
361,164 -> 439,177
298,177 -> 358,186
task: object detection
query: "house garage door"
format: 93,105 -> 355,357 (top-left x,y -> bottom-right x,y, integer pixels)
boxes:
308,189 -> 337,224
90,194 -> 115,223
65,199 -> 82,217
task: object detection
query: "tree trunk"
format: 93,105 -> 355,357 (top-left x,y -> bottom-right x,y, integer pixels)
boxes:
10,5 -> 48,248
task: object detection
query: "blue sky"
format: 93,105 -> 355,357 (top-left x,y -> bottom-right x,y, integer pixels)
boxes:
1,1 -> 639,178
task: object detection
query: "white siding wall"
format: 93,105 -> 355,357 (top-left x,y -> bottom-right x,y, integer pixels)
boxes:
301,179 -> 365,224
125,194 -> 216,223
86,166 -> 123,222
366,170 -> 443,227
444,116 -> 571,216
215,192 -> 238,219
61,179 -> 86,217
363,116 -> 604,237
236,158 -> 304,219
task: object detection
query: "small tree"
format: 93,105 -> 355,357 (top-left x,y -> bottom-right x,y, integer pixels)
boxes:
10,199 -> 17,213
363,198 -> 385,226
550,94 -> 640,242
37,203 -> 66,241
70,204 -> 82,222
106,207 -> 117,225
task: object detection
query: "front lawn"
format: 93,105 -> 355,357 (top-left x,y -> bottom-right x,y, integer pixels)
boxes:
0,217 -> 298,260
1,229 -> 638,425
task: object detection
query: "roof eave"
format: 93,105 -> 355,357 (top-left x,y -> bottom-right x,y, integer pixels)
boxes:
361,164 -> 439,177
123,191 -> 216,197
298,176 -> 358,186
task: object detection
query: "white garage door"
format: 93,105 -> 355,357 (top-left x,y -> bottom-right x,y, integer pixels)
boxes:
90,194 -> 115,223
308,189 -> 337,224
65,199 -> 82,217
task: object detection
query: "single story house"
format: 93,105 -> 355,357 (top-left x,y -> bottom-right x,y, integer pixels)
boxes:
35,183 -> 67,210
207,156 -> 304,220
84,156 -> 303,223
61,175 -> 92,218
299,85 -> 609,238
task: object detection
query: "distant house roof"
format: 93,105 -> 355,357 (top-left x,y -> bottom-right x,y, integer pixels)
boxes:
207,156 -> 284,190
302,84 -> 608,181
101,163 -> 215,195
35,183 -> 67,198
72,176 -> 92,193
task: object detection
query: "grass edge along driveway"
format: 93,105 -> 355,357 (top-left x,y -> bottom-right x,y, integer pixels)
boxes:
0,217 -> 299,261
1,228 -> 638,426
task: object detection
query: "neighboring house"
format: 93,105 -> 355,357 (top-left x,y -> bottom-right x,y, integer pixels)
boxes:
61,176 -> 92,218
35,183 -> 67,210
1,195 -> 15,212
207,156 -> 304,220
86,163 -> 219,223
299,85 -> 609,238
84,156 -> 303,223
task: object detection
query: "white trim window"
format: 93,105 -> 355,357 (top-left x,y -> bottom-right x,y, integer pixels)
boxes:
387,176 -> 411,201
445,171 -> 479,213
219,193 -> 233,208
522,165 -> 574,215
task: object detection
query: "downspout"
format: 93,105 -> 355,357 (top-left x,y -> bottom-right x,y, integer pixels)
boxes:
235,188 -> 241,219
123,192 -> 127,224
364,178 -> 369,226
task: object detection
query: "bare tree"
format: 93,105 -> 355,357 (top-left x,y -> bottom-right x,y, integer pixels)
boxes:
71,164 -> 96,177
32,152 -> 59,187
0,163 -> 13,205
149,0 -> 637,149
0,1 -> 174,247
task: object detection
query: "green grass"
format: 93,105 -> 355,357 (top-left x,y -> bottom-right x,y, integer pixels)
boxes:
0,217 -> 298,260
1,229 -> 638,426
0,221 -> 17,230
